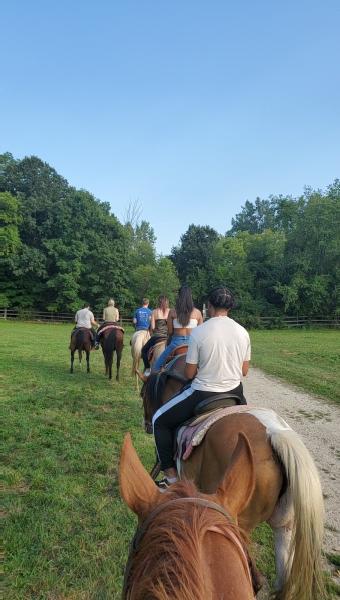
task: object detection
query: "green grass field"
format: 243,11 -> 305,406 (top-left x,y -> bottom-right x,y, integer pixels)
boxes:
251,329 -> 340,403
2,321 -> 339,598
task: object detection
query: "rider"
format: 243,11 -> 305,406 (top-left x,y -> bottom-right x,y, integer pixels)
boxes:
140,295 -> 170,374
133,298 -> 152,332
152,286 -> 250,489
94,298 -> 119,348
152,286 -> 203,371
72,303 -> 98,347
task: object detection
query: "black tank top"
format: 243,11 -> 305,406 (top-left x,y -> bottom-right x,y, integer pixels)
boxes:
153,318 -> 168,337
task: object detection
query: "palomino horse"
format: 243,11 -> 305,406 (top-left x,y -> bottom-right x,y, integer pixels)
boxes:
100,325 -> 124,381
140,356 -> 325,600
131,329 -> 150,388
69,328 -> 92,373
120,433 -> 260,599
148,337 -> 167,368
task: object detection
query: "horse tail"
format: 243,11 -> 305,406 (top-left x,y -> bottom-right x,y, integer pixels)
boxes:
269,428 -> 325,600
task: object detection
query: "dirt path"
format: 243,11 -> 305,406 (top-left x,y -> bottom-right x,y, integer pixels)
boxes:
243,368 -> 340,594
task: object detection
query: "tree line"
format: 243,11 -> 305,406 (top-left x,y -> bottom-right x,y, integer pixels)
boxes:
0,152 -> 338,322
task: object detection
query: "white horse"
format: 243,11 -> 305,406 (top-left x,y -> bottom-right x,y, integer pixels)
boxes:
131,330 -> 150,388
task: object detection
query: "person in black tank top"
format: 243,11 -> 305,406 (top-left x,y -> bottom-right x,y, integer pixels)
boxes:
141,296 -> 170,370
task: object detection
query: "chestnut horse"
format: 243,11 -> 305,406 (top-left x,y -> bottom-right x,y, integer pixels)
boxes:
140,356 -> 325,600
100,326 -> 124,381
120,433 -> 262,599
69,328 -> 92,373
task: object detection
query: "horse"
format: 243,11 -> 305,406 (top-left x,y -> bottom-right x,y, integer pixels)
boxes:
100,326 -> 124,381
140,356 -> 325,600
69,328 -> 92,373
120,432 -> 263,600
148,337 -> 167,368
131,329 -> 150,388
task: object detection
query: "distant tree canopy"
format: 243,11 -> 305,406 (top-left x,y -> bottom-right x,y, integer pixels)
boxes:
0,152 -> 338,319
171,183 -> 339,318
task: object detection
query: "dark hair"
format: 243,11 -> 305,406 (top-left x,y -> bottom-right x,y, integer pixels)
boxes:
83,302 -> 90,309
175,286 -> 194,327
208,286 -> 235,310
158,295 -> 169,312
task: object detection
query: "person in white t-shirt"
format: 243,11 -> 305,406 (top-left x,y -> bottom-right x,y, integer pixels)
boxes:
71,303 -> 98,346
152,286 -> 251,489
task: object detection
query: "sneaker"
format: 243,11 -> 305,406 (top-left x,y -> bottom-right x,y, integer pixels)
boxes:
144,368 -> 151,376
94,343 -> 100,350
156,478 -> 171,491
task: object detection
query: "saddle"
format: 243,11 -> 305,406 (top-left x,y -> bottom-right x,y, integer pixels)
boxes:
176,403 -> 250,462
147,337 -> 167,362
146,355 -> 190,417
71,327 -> 93,338
98,323 -> 124,337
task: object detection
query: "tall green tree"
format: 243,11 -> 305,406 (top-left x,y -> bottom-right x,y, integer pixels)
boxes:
171,225 -> 219,304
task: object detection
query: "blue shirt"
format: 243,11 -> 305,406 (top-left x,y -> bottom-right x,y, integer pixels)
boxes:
134,306 -> 152,331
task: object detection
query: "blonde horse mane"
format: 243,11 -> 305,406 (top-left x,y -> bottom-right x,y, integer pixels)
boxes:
125,480 -> 249,600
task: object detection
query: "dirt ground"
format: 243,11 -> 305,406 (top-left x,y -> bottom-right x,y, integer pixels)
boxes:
243,368 -> 340,595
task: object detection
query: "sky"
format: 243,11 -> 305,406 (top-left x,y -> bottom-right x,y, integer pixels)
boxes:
1,1 -> 339,254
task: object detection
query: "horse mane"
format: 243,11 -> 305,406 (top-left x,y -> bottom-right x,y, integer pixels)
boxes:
126,480 -> 248,600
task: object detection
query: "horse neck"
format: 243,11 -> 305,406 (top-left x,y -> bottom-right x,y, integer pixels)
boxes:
127,485 -> 252,600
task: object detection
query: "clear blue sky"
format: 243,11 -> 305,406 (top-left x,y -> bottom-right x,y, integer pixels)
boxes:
1,1 -> 339,253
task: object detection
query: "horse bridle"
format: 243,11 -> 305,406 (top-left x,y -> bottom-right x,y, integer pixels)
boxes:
122,496 -> 255,599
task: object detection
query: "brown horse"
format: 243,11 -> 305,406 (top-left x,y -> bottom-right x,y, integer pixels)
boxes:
120,433 -> 261,599
69,328 -> 92,373
100,326 -> 124,381
140,357 -> 325,600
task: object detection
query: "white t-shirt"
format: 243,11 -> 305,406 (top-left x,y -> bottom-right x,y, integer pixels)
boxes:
186,316 -> 251,392
75,308 -> 95,329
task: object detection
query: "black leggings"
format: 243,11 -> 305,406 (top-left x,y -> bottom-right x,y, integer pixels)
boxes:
152,383 -> 246,470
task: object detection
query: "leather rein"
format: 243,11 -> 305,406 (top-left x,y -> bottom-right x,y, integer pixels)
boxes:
122,496 -> 255,598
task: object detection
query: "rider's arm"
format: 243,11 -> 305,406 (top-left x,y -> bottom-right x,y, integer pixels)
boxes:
90,311 -> 98,327
185,362 -> 198,380
242,361 -> 250,376
167,309 -> 174,336
150,310 -> 156,333
242,334 -> 251,376
196,309 -> 203,325
185,333 -> 199,380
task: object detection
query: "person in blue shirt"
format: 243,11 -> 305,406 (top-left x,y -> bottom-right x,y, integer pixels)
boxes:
133,298 -> 152,331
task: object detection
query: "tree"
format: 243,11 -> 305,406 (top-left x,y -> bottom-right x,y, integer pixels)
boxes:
171,225 -> 219,304
0,154 -> 130,312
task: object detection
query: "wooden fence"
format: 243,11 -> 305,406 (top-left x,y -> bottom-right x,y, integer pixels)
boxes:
0,308 -> 338,328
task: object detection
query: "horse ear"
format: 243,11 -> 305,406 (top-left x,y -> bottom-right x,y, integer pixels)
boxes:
216,432 -> 255,518
119,433 -> 161,518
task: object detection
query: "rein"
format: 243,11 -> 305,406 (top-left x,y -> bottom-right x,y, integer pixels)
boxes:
122,496 -> 254,599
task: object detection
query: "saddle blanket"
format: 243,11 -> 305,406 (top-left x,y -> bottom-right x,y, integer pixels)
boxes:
176,405 -> 250,461
99,324 -> 125,336
176,405 -> 292,461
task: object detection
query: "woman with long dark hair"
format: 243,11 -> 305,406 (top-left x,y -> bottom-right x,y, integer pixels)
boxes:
140,295 -> 170,372
152,286 -> 203,371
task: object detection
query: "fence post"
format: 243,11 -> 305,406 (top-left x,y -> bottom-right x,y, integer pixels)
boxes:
4,308 -> 7,320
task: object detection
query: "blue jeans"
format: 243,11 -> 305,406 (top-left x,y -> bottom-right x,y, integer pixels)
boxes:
153,335 -> 189,371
